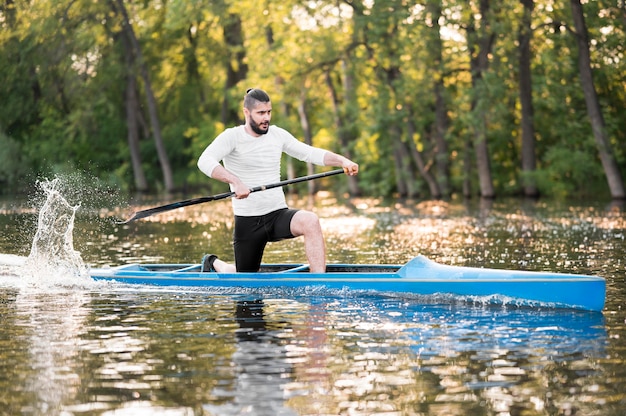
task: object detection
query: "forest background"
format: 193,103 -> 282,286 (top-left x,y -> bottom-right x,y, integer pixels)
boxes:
0,0 -> 624,200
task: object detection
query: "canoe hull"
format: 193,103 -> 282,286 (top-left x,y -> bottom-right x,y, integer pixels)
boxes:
89,255 -> 606,312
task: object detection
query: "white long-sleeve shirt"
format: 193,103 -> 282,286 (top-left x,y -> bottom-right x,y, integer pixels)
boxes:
198,125 -> 328,216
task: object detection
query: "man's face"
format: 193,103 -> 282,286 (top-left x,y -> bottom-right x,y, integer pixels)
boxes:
246,101 -> 272,135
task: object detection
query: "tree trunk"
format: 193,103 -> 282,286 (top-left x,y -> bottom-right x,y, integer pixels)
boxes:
463,137 -> 473,198
339,59 -> 361,196
433,81 -> 451,197
324,68 -> 360,196
396,137 -> 418,198
125,77 -> 148,192
426,0 -> 451,197
114,0 -> 175,192
221,13 -> 248,126
519,0 -> 539,197
122,34 -> 148,192
407,116 -> 442,198
473,116 -> 494,198
297,89 -> 316,195
186,24 -> 206,110
570,0 -> 625,199
467,0 -> 495,198
391,126 -> 410,197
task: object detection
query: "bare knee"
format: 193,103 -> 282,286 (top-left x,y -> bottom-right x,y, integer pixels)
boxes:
290,210 -> 322,237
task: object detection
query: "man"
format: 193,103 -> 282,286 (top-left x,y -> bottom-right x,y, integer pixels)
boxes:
197,88 -> 359,273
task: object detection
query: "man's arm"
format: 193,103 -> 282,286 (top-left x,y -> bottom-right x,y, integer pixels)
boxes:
209,165 -> 251,199
323,152 -> 359,176
198,129 -> 251,199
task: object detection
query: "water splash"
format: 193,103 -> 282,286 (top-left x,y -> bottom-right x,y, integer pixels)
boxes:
19,178 -> 92,287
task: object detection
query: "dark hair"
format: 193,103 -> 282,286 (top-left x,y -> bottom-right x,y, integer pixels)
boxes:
244,88 -> 270,109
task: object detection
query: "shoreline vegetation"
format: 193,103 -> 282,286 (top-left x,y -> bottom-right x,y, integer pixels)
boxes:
1,1 -> 624,200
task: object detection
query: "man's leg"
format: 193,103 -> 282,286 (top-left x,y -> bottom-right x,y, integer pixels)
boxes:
211,214 -> 266,273
290,210 -> 326,273
234,215 -> 268,272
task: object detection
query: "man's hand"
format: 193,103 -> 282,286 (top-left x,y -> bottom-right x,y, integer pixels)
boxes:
232,181 -> 251,199
342,160 -> 359,176
210,165 -> 251,199
323,152 -> 359,176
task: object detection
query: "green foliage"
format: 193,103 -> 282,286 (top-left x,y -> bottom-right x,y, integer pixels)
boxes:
0,131 -> 30,191
535,145 -> 606,198
0,0 -> 624,199
184,118 -> 223,189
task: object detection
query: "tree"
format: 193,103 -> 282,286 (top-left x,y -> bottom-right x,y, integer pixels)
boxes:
519,0 -> 539,197
1,0 -> 624,199
220,11 -> 248,126
425,0 -> 451,198
465,0 -> 496,198
569,0 -> 625,199
122,37 -> 148,192
111,0 -> 175,192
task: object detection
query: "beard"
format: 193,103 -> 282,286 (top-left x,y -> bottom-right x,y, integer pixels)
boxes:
249,117 -> 269,135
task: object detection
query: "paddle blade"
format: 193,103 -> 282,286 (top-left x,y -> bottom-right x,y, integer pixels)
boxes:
115,210 -> 152,224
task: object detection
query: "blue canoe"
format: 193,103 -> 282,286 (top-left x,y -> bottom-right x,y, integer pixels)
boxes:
89,255 -> 606,312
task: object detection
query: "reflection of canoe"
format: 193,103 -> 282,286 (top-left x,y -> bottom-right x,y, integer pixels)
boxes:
89,255 -> 606,312
401,303 -> 607,357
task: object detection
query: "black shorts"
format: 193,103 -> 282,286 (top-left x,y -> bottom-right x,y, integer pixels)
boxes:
233,208 -> 298,272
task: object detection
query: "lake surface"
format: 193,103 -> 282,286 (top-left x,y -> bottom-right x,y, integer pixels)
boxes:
1,182 -> 625,415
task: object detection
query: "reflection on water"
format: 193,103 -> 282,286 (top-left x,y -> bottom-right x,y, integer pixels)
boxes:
204,300 -> 298,416
0,289 -> 612,415
0,191 -> 625,414
0,290 -> 91,414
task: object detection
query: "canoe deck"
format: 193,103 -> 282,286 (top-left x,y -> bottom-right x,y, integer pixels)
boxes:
116,263 -> 402,274
89,255 -> 606,312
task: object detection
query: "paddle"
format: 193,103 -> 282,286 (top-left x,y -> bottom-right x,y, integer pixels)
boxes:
117,169 -> 345,224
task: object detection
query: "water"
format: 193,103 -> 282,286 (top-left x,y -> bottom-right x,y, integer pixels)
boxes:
0,180 -> 625,415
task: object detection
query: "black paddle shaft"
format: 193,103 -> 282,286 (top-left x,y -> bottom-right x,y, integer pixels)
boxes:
118,169 -> 345,224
